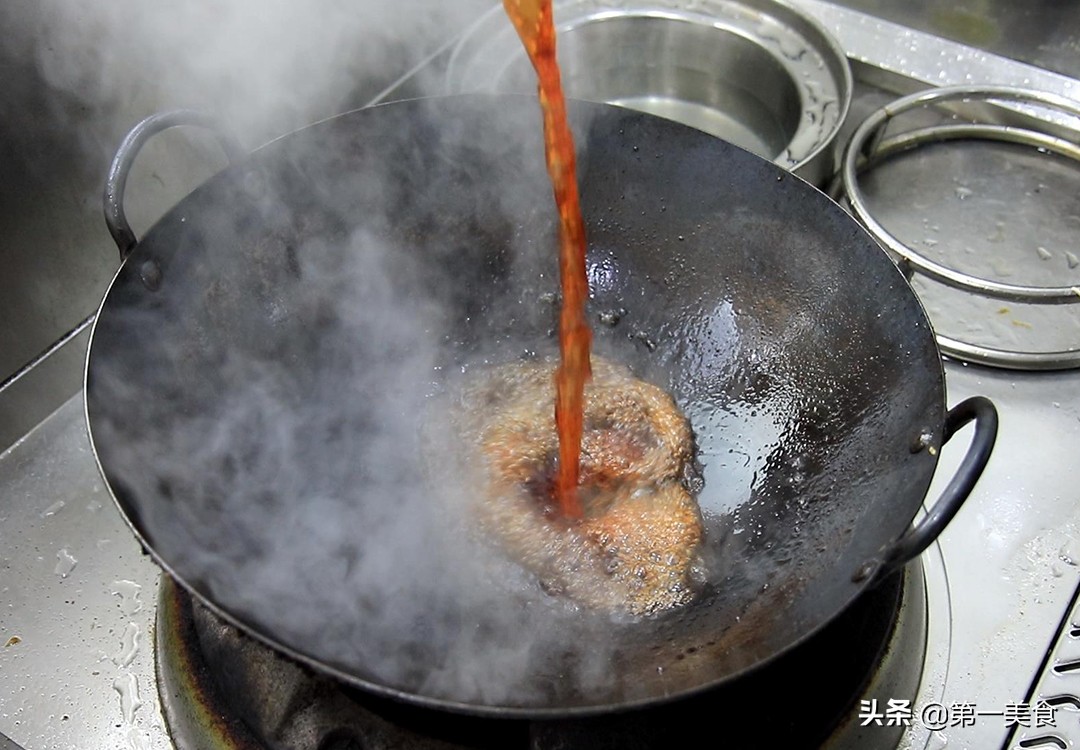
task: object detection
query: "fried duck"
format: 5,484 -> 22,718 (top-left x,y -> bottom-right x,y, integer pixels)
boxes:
456,357 -> 704,616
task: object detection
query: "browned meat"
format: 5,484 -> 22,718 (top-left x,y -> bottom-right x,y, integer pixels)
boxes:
456,357 -> 704,616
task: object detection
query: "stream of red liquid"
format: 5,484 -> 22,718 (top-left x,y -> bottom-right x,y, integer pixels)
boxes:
502,0 -> 591,520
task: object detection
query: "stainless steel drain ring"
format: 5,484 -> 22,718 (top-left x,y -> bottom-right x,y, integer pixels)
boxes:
838,85 -> 1080,370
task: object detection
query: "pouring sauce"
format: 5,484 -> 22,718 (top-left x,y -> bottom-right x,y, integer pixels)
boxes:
502,0 -> 591,519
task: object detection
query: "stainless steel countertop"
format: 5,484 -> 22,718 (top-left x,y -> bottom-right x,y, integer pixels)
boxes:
0,399 -> 168,749
823,0 -> 1080,82
918,364 -> 1080,749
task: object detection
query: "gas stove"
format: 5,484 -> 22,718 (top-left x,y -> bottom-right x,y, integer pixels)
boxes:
3,3 -> 1080,749
154,567 -> 918,748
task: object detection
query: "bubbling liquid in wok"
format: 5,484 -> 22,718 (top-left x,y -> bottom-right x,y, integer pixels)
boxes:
449,0 -> 704,618
454,357 -> 706,616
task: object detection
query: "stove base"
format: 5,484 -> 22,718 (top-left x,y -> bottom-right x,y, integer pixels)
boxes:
155,563 -> 926,750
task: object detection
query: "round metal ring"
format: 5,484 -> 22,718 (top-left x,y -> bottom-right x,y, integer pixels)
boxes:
838,84 -> 1080,370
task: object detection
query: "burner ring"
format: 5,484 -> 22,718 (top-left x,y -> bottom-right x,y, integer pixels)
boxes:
836,84 -> 1080,370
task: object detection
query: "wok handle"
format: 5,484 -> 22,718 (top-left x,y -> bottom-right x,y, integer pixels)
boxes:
104,110 -> 245,260
864,396 -> 998,584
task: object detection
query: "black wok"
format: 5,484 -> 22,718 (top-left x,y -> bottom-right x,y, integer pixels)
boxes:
86,95 -> 996,716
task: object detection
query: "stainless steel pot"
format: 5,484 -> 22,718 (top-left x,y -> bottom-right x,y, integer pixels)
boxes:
446,0 -> 852,185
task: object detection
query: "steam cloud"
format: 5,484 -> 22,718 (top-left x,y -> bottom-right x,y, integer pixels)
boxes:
0,0 -> 625,710
88,154 -> 623,710
39,0 -> 738,711
76,31 -> 627,704
16,0 -> 493,142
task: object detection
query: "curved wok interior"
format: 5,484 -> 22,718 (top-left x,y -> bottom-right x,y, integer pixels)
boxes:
85,95 -> 944,714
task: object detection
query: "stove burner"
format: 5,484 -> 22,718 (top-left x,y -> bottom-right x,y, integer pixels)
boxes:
155,566 -> 925,750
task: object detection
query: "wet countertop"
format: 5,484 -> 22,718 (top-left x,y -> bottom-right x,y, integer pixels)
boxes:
0,399 -> 168,749
827,0 -> 1080,81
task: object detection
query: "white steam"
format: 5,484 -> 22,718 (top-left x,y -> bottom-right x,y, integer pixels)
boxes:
80,77 -> 632,709
90,216 -> 620,708
24,0 -> 494,141
30,0 -> 650,710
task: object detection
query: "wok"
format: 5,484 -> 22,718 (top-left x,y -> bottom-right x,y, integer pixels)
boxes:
86,95 -> 996,716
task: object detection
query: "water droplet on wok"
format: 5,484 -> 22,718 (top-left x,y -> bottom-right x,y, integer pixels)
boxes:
851,561 -> 877,582
597,309 -> 624,327
139,259 -> 162,291
910,431 -> 934,454
630,330 -> 657,351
